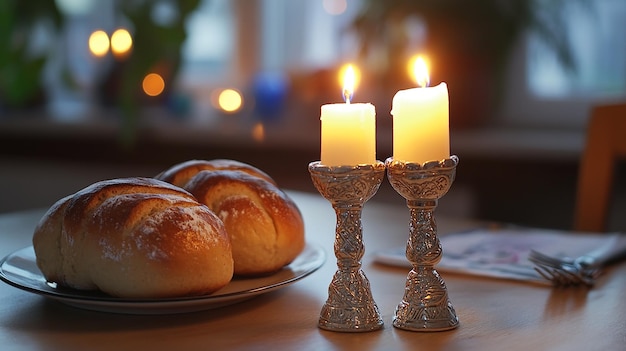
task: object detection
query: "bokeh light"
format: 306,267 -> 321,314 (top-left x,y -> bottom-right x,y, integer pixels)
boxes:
322,0 -> 347,15
88,30 -> 110,57
216,88 -> 243,113
110,28 -> 133,57
142,73 -> 165,97
251,122 -> 265,142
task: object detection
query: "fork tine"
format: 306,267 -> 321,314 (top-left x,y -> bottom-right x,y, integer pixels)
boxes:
533,265 -> 558,285
529,250 -> 568,268
533,264 -> 557,284
555,266 -> 585,286
535,265 -> 572,286
568,269 -> 595,286
532,261 -> 594,287
528,249 -> 598,286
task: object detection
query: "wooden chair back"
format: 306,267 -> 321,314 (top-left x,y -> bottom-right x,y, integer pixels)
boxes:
574,103 -> 626,232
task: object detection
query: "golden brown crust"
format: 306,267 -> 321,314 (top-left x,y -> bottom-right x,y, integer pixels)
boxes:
155,159 -> 276,188
157,160 -> 305,276
32,177 -> 234,298
185,170 -> 305,275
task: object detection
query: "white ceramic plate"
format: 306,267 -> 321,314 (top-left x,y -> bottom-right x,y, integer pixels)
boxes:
0,243 -> 325,315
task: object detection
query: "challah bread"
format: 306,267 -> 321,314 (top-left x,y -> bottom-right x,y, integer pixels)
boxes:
156,159 -> 276,188
32,177 -> 234,298
156,160 -> 305,276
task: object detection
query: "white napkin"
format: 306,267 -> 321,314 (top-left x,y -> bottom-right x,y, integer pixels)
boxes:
373,227 -> 626,285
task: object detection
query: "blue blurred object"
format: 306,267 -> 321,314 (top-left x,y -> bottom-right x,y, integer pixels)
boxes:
166,91 -> 192,118
252,71 -> 288,122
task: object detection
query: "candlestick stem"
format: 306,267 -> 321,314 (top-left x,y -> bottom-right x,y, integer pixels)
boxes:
309,161 -> 385,332
386,156 -> 460,332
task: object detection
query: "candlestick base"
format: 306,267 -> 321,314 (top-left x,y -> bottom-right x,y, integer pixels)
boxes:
385,156 -> 460,332
309,161 -> 385,332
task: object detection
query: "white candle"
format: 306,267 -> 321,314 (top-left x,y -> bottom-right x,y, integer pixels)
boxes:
391,57 -> 450,164
321,103 -> 376,166
320,65 -> 376,166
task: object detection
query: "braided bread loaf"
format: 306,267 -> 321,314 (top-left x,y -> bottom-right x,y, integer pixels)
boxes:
32,177 -> 233,298
156,160 -> 305,276
155,159 -> 276,188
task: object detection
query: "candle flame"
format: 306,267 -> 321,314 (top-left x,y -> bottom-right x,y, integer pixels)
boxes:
340,63 -> 359,103
411,56 -> 430,88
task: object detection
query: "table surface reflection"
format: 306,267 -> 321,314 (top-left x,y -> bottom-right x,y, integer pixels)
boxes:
0,191 -> 624,351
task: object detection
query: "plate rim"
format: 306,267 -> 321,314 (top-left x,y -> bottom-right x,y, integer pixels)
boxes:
0,242 -> 325,312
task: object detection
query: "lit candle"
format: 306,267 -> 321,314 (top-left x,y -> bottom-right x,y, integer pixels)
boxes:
320,64 -> 376,166
391,56 -> 450,164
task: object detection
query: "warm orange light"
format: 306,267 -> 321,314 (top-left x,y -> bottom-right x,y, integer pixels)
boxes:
252,122 -> 265,142
142,73 -> 165,96
410,56 -> 430,88
339,63 -> 360,103
89,30 -> 110,57
217,88 -> 243,113
111,28 -> 132,57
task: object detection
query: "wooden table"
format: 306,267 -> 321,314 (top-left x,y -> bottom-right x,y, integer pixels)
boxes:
1,191 -> 624,351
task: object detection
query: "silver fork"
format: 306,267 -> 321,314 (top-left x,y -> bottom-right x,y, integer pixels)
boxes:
528,250 -> 599,286
528,234 -> 626,287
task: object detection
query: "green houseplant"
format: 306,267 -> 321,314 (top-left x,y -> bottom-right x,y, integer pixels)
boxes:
0,1 -> 63,110
99,0 -> 200,145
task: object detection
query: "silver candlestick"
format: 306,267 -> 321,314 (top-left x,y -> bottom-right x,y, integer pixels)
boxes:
385,156 -> 460,332
308,161 -> 385,332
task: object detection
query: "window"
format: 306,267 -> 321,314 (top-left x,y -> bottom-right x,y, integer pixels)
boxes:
180,0 -> 234,85
45,0 -> 624,130
180,0 -> 363,79
208,0 -> 625,130
529,0 -> 626,98
499,0 -> 626,129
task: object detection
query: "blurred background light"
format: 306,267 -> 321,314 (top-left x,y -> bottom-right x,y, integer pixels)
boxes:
110,28 -> 133,57
142,73 -> 165,97
251,122 -> 265,142
88,30 -> 110,57
322,0 -> 347,15
215,88 -> 243,113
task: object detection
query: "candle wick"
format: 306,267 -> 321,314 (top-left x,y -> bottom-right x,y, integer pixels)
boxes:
343,89 -> 351,104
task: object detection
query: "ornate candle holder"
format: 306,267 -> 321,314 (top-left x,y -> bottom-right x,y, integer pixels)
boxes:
385,156 -> 460,332
308,161 -> 385,332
